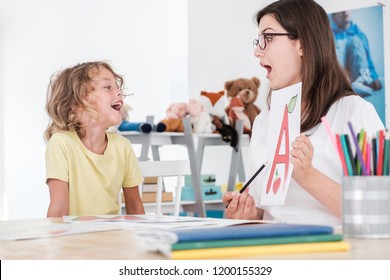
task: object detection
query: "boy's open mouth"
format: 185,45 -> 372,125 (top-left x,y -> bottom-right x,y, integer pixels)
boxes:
111,101 -> 123,111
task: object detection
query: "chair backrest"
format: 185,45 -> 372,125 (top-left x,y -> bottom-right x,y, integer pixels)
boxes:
138,160 -> 191,216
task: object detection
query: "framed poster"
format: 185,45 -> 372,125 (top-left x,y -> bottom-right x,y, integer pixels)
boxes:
328,5 -> 386,125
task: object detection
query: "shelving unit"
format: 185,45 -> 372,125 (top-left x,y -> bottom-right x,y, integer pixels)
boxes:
120,116 -> 249,217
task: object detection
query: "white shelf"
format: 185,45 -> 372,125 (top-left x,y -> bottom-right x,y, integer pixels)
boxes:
120,117 -> 247,217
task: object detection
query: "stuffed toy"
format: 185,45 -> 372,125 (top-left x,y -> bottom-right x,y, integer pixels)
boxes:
224,77 -> 261,128
187,98 -> 214,133
160,118 -> 185,132
115,103 -> 166,133
199,91 -> 238,150
227,96 -> 252,134
160,99 -> 214,133
165,102 -> 188,119
191,111 -> 215,134
160,101 -> 189,132
199,91 -> 229,130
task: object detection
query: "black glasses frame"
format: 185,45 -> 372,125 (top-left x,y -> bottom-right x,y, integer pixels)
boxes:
253,33 -> 296,50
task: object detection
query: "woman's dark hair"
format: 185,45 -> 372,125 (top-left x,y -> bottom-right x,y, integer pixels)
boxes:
256,0 -> 354,132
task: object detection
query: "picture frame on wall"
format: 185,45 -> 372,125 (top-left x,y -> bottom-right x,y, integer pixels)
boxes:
328,5 -> 386,125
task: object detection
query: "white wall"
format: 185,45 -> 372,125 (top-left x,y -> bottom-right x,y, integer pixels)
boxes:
186,0 -> 272,184
0,23 -> 4,219
0,0 -> 187,219
0,0 -> 388,220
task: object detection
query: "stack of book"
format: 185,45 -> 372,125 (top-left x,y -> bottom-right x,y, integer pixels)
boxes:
170,223 -> 349,259
141,176 -> 173,203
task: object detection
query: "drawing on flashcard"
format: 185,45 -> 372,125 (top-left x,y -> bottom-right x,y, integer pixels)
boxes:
261,83 -> 301,205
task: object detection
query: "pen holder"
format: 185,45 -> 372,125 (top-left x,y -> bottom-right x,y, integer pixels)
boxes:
342,176 -> 390,238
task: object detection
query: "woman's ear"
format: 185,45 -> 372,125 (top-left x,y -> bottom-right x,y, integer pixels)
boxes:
297,40 -> 303,57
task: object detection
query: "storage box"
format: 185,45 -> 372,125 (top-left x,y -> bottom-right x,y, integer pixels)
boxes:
144,176 -> 158,184
184,174 -> 216,186
142,183 -> 159,192
181,185 -> 222,201
142,192 -> 173,203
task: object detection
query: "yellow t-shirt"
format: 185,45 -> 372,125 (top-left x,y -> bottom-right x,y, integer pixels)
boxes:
45,130 -> 143,215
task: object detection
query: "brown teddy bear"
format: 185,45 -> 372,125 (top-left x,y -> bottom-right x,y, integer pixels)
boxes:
224,77 -> 261,131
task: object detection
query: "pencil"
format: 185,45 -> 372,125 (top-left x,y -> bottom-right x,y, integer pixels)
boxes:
347,122 -> 368,175
336,134 -> 349,176
377,130 -> 384,175
372,137 -> 377,175
225,162 -> 268,209
321,116 -> 347,174
239,161 -> 268,194
344,134 -> 357,176
321,116 -> 339,156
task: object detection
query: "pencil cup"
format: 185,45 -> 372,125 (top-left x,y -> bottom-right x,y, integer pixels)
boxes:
342,176 -> 390,238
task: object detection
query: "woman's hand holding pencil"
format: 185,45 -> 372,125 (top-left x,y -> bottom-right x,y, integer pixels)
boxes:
223,188 -> 259,220
223,162 -> 267,220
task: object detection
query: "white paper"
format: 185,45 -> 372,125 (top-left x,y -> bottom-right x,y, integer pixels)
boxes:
261,82 -> 301,205
62,214 -> 267,230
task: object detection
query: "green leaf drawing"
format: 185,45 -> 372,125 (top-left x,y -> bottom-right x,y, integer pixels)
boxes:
288,94 -> 298,114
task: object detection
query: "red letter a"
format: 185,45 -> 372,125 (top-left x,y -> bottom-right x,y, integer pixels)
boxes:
266,105 -> 290,194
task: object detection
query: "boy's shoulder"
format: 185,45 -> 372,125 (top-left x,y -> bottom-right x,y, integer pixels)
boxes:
107,131 -> 131,146
49,130 -> 77,143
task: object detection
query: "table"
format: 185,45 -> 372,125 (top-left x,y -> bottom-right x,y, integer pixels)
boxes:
1,218 -> 390,260
0,218 -> 165,260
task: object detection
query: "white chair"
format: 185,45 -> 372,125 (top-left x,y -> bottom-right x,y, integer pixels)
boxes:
138,160 -> 191,216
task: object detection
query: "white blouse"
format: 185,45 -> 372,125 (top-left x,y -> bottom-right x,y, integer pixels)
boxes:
247,95 -> 384,226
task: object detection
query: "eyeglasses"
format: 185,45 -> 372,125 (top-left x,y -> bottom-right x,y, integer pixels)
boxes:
253,33 -> 296,51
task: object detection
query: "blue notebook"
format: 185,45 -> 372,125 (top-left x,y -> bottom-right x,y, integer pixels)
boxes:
173,223 -> 334,243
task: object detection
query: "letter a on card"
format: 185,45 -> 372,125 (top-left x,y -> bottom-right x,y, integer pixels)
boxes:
261,82 -> 301,205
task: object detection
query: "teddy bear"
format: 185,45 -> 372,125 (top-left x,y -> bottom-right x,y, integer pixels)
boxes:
227,96 -> 252,134
224,77 -> 261,130
113,103 -> 166,133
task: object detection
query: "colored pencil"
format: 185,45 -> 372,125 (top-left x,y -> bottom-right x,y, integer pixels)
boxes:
377,130 -> 384,175
336,134 -> 349,176
321,116 -> 346,171
343,134 -> 357,176
347,122 -> 368,175
366,141 -> 371,175
372,137 -> 377,175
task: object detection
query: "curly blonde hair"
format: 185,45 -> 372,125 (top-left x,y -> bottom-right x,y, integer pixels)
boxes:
44,61 -> 124,141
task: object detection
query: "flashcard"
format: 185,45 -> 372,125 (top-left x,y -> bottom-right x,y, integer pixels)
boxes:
261,82 -> 301,205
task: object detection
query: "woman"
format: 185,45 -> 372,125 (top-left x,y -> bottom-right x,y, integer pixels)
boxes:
223,0 -> 384,226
